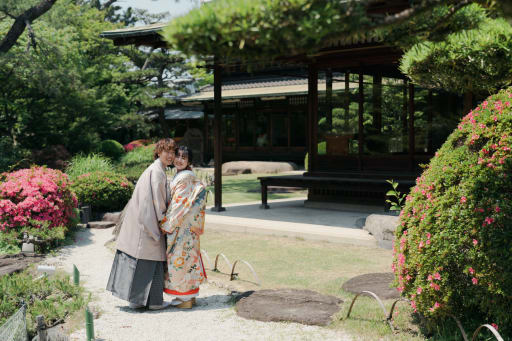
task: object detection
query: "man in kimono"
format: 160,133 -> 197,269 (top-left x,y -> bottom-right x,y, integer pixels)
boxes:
107,138 -> 176,310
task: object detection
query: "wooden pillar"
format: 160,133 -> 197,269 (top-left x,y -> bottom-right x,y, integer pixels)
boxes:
372,75 -> 382,132
463,91 -> 473,115
326,68 -> 333,131
307,64 -> 318,174
211,63 -> 225,212
427,90 -> 433,154
202,108 -> 208,164
402,79 -> 408,152
408,82 -> 415,171
344,71 -> 350,132
358,70 -> 364,170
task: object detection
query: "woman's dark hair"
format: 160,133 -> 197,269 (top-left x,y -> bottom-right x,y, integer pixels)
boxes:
176,145 -> 193,166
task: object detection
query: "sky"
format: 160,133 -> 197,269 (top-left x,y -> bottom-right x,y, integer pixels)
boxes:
116,0 -> 199,20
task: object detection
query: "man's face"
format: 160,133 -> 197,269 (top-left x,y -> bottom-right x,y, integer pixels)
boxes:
158,149 -> 175,167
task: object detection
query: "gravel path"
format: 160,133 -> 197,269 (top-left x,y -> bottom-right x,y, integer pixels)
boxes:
45,228 -> 352,341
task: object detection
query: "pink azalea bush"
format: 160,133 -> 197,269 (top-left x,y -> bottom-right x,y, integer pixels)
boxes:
70,171 -> 133,212
0,167 -> 77,232
392,88 -> 511,336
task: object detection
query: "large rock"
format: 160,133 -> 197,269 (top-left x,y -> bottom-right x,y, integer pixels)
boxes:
235,288 -> 342,326
0,253 -> 44,277
363,214 -> 399,249
101,212 -> 122,224
222,161 -> 298,176
342,272 -> 399,299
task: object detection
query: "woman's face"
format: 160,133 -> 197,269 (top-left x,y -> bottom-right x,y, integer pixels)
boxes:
174,150 -> 189,171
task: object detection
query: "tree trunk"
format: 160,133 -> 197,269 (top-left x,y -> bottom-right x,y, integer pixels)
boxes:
0,0 -> 57,53
463,91 -> 473,114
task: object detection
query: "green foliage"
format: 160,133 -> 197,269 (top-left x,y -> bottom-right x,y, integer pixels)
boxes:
0,270 -> 88,337
98,139 -> 125,160
115,145 -> 154,182
0,236 -> 20,255
385,179 -> 406,211
71,171 -> 133,211
0,136 -> 30,173
400,7 -> 512,95
66,153 -> 114,180
163,0 -> 372,62
392,88 -> 512,336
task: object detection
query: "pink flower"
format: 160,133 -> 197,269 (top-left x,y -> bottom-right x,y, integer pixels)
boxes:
491,323 -> 499,331
495,206 -> 501,213
427,274 -> 433,281
472,277 -> 478,285
460,196 -> 467,204
417,287 -> 423,294
473,239 -> 478,246
469,267 -> 475,275
484,217 -> 495,226
434,272 -> 441,280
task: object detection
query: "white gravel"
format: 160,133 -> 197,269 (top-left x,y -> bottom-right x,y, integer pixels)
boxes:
44,227 -> 352,341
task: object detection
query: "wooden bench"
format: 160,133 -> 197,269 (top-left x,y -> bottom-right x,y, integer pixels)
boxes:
257,174 -> 416,209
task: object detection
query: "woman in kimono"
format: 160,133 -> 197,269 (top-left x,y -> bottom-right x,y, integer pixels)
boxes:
160,145 -> 207,309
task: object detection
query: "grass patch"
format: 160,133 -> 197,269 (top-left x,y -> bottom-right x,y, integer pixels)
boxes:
206,173 -> 306,205
0,268 -> 89,338
201,230 -> 425,340
65,153 -> 114,180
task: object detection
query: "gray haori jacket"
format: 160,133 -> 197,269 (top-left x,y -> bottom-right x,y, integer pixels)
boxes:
116,159 -> 169,261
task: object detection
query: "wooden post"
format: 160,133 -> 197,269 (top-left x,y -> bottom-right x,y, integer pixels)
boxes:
402,79 -> 408,152
326,68 -> 333,131
211,62 -> 225,212
202,108 -> 208,164
36,315 -> 47,341
358,70 -> 364,170
408,82 -> 415,171
344,71 -> 350,132
307,64 -> 318,174
372,75 -> 382,132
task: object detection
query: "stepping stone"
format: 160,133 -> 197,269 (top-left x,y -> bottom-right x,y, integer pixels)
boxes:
88,221 -> 115,229
235,288 -> 342,326
342,272 -> 399,299
101,212 -> 122,224
0,253 -> 44,277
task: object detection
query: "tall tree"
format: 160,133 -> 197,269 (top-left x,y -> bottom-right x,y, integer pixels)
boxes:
0,0 -> 57,53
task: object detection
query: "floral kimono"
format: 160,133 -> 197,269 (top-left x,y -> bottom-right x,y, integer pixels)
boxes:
160,170 -> 207,299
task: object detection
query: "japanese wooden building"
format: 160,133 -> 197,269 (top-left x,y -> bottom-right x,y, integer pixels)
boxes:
100,4 -> 465,211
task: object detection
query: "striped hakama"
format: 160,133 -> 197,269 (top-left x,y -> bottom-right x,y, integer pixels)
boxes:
106,250 -> 164,306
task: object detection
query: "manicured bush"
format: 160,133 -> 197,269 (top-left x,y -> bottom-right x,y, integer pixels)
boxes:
65,153 -> 114,180
98,139 -> 125,160
392,88 -> 512,335
0,167 -> 77,232
71,171 -> 134,212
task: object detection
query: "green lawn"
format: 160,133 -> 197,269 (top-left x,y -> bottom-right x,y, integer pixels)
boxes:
201,230 -> 427,341
205,173 -> 307,205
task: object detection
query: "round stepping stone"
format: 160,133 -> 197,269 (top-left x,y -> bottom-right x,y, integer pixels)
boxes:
235,288 -> 342,326
342,272 -> 399,299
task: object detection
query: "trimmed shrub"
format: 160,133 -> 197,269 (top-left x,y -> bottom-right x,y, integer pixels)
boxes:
98,139 -> 125,160
392,88 -> 512,335
71,171 -> 134,212
0,167 -> 78,233
65,153 -> 114,180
